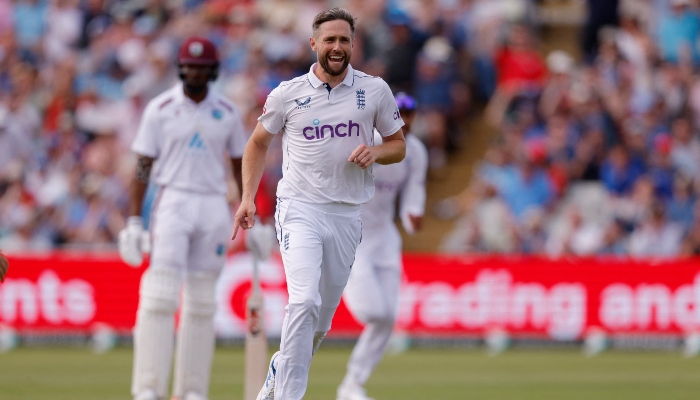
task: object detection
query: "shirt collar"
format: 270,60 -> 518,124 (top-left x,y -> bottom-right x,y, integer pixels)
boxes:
307,63 -> 355,89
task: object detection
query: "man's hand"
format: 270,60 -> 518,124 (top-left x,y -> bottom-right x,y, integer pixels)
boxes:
0,252 -> 8,283
232,199 -> 256,240
348,144 -> 378,169
118,216 -> 148,267
409,214 -> 423,231
401,213 -> 424,235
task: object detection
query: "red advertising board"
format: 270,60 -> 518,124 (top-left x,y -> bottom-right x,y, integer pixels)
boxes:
1,252 -> 699,340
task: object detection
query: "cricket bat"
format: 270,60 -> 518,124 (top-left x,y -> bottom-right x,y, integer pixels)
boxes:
244,241 -> 268,400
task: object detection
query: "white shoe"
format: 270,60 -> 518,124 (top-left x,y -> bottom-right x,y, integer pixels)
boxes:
182,392 -> 208,400
337,382 -> 375,400
256,351 -> 280,400
133,390 -> 159,400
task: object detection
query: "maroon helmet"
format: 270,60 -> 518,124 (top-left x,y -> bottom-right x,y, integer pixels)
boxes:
177,37 -> 219,81
178,37 -> 219,64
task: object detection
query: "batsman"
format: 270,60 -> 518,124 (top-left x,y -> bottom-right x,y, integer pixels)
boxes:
118,37 -> 247,400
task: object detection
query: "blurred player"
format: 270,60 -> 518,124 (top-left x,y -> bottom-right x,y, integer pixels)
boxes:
232,8 -> 406,400
0,251 -> 8,282
118,37 -> 247,400
337,93 -> 427,400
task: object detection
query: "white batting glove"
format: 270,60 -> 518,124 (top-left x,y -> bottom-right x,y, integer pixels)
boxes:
246,223 -> 275,261
118,216 -> 147,267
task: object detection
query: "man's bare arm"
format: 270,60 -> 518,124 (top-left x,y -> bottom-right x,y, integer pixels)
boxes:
231,157 -> 243,199
375,128 -> 406,164
129,156 -> 154,217
232,122 -> 275,239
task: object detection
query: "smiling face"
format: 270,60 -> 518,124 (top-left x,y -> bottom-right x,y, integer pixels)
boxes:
310,19 -> 354,78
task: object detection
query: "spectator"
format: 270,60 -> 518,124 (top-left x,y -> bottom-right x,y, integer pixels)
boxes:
494,24 -> 547,94
666,175 -> 696,230
600,145 -> 645,196
494,139 -> 555,221
669,115 -> 700,181
581,0 -> 620,63
596,219 -> 628,256
657,0 -> 700,66
628,200 -> 684,257
415,36 -> 458,174
545,205 -> 605,256
383,8 -> 426,93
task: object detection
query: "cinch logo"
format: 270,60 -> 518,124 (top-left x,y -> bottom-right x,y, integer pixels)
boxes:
189,132 -> 206,150
393,107 -> 402,121
302,119 -> 361,141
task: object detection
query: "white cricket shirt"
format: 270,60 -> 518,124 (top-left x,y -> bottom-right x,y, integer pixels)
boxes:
131,83 -> 247,195
258,64 -> 404,205
362,133 -> 428,233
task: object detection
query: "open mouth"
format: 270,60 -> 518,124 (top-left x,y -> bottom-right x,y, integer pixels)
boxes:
328,54 -> 344,66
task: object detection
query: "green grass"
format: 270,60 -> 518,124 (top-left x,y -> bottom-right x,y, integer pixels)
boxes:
1,347 -> 700,399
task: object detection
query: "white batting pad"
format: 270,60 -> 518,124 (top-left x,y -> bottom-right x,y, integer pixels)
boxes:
132,268 -> 181,399
172,271 -> 220,399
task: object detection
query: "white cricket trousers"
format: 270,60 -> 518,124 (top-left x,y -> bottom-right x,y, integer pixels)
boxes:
132,187 -> 231,400
274,198 -> 362,400
342,224 -> 402,388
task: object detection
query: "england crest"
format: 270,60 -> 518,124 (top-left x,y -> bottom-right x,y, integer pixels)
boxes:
356,89 -> 365,110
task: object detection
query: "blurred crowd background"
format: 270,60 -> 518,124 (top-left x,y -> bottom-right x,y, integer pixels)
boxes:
1,0 -> 699,259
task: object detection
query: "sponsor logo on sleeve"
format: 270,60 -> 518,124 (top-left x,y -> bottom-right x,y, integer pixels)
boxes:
393,107 -> 402,121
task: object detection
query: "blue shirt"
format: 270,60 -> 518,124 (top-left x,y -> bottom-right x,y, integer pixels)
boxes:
13,0 -> 47,48
658,11 -> 700,64
496,166 -> 554,219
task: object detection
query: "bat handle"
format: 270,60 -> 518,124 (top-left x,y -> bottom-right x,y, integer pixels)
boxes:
248,305 -> 262,336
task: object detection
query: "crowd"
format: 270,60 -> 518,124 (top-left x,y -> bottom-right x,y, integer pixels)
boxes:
0,0 -> 478,251
3,0 -> 698,258
440,0 -> 700,258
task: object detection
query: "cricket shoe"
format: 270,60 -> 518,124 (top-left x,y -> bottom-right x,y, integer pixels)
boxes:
337,382 -> 375,400
134,389 -> 158,400
256,351 -> 280,400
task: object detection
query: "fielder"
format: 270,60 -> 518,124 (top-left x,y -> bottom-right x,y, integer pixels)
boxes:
338,93 -> 427,400
118,37 -> 247,400
232,8 -> 406,400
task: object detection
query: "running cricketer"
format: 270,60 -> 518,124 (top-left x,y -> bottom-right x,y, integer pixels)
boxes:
232,8 -> 406,400
118,37 -> 247,400
337,93 -> 427,400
